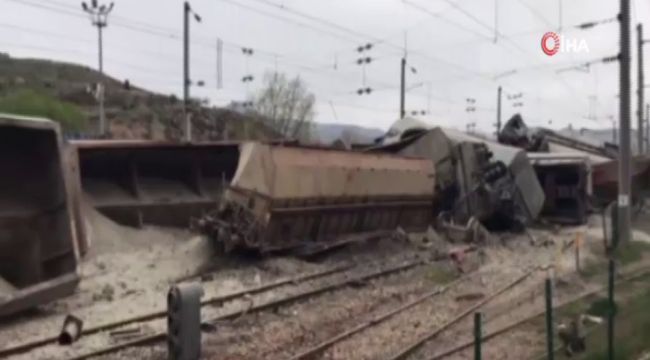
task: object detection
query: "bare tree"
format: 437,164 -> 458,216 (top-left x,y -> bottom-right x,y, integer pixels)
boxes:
252,72 -> 316,141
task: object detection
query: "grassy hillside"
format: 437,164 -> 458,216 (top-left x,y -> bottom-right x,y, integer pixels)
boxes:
0,89 -> 86,131
0,52 -> 278,141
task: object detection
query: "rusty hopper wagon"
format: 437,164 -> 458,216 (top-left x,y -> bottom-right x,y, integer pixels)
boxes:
198,142 -> 436,252
0,114 -> 79,316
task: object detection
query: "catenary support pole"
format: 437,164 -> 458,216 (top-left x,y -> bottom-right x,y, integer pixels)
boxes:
496,86 -> 502,137
618,0 -> 632,244
400,57 -> 406,119
637,24 -> 645,154
183,1 -> 190,138
647,103 -> 650,151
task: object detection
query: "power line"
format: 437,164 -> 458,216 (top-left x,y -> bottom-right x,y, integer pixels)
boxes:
403,0 -> 492,42
219,0 -> 491,80
244,0 -> 378,43
575,17 -> 617,30
2,0 -> 336,79
215,0 -> 361,44
1,0 -> 335,72
0,21 -> 399,103
5,0 -> 490,87
515,0 -> 555,28
438,0 -> 595,106
1,37 -> 400,114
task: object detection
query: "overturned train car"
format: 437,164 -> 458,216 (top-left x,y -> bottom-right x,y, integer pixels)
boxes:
0,114 -> 79,316
197,142 -> 436,252
372,126 -> 544,230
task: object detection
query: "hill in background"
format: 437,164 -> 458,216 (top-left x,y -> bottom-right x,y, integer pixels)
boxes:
0,53 -> 277,141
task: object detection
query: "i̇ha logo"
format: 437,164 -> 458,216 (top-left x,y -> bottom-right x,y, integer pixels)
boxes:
541,31 -> 589,56
541,32 -> 560,56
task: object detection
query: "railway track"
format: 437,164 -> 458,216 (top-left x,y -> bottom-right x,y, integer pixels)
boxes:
8,248 -> 646,360
0,253 -> 438,360
280,261 -> 650,360
286,272 -> 474,360
408,265 -> 650,360
384,267 -> 541,360
0,263 -> 354,358
270,257 -> 542,360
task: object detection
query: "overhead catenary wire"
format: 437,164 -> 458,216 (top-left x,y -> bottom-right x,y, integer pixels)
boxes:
0,0 -> 338,72
216,0 -> 491,81
402,0 -> 492,42
1,1 -> 402,93
0,0 -> 557,91
0,37 -> 405,116
515,0 -> 555,29
435,0 -> 609,106
1,0 -> 628,130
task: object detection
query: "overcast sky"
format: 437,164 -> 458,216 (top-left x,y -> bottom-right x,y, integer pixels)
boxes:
1,0 -> 649,133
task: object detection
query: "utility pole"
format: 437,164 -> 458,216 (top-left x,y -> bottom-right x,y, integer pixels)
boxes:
496,86 -> 502,137
400,57 -> 406,119
619,0 -> 632,244
647,103 -> 650,151
638,24 -> 645,154
183,1 -> 201,142
82,0 -> 114,137
183,2 -> 190,130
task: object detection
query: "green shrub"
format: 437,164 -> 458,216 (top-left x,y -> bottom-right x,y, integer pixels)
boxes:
0,89 -> 87,131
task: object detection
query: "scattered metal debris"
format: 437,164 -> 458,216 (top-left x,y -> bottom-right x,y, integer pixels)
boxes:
498,114 -> 548,151
437,215 -> 492,244
58,314 -> 83,345
498,114 -> 615,159
447,246 -> 477,273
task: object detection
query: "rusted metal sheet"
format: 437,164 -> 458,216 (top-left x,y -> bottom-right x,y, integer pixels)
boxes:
197,142 -> 436,252
0,114 -> 79,316
69,140 -> 241,228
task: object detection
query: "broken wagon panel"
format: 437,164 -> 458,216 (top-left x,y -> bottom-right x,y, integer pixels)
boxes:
71,140 -> 241,228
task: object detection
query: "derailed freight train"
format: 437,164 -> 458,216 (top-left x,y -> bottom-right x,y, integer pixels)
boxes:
196,142 -> 436,252
374,120 -> 544,230
197,125 -> 545,253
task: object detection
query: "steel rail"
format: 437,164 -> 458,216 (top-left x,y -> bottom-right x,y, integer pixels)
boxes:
0,263 -> 354,358
426,266 -> 650,360
63,257 -> 432,360
288,272 -> 473,360
385,267 -> 541,360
